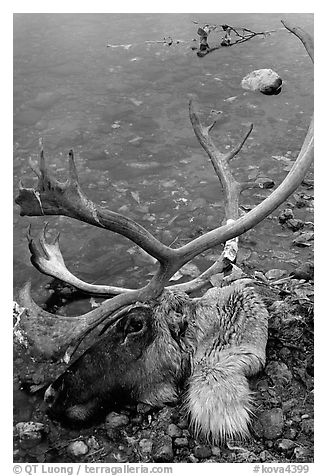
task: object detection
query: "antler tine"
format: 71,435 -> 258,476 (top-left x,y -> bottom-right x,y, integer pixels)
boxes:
225,123 -> 253,162
68,149 -> 79,185
26,224 -> 134,296
281,20 -> 314,61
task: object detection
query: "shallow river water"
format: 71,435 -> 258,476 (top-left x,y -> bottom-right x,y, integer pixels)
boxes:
13,13 -> 313,440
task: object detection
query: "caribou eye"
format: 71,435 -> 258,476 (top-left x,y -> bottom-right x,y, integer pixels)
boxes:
124,316 -> 144,335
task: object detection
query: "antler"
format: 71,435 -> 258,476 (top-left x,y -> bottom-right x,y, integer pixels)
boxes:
14,20 -> 313,359
18,147 -> 174,264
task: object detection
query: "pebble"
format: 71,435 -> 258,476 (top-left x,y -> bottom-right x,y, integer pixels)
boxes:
286,218 -> 305,231
276,438 -> 296,453
294,447 -> 312,460
167,423 -> 183,438
174,437 -> 189,448
211,446 -> 221,457
300,418 -> 314,435
152,435 -> 174,463
67,440 -> 89,457
193,445 -> 212,459
253,408 -> 284,439
278,208 -> 294,223
86,436 -> 100,451
290,263 -> 314,281
187,454 -> 199,463
265,269 -> 287,280
265,361 -> 292,386
259,450 -> 273,462
105,412 -> 130,429
15,422 -> 44,440
139,438 -> 153,454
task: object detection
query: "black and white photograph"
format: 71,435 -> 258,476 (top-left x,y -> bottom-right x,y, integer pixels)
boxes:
12,6 -> 314,470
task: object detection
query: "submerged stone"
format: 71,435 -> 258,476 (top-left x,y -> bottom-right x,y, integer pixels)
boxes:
241,69 -> 282,95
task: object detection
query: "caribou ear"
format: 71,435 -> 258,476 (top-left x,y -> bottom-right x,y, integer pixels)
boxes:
155,289 -> 192,342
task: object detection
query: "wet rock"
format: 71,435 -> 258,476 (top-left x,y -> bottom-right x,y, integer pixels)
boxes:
174,437 -> 189,448
167,423 -> 183,438
211,446 -> 221,457
193,445 -> 212,459
292,231 -> 314,247
265,361 -> 292,386
253,408 -> 284,439
188,454 -> 199,463
279,208 -> 294,223
241,69 -> 282,95
15,422 -> 45,440
105,412 -> 130,430
259,450 -> 273,462
294,446 -> 312,460
67,440 -> 89,457
152,435 -> 174,462
286,219 -> 305,231
276,438 -> 296,453
265,269 -> 287,280
300,418 -> 314,435
290,262 -> 314,281
139,438 -> 153,454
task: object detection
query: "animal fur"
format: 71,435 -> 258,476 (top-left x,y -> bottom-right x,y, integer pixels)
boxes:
183,284 -> 268,443
44,283 -> 268,443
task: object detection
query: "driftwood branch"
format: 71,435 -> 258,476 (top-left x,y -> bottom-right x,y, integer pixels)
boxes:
195,22 -> 281,57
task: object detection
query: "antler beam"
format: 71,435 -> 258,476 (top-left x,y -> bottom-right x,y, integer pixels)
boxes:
17,148 -> 175,265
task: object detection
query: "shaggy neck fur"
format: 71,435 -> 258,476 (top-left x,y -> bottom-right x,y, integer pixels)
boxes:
156,284 -> 268,444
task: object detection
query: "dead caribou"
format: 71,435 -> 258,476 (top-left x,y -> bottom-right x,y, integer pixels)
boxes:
14,21 -> 313,444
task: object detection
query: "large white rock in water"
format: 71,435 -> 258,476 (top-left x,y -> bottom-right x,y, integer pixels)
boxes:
241,69 -> 282,95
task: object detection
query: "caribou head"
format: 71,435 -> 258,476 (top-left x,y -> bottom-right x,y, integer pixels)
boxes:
14,21 -> 313,443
